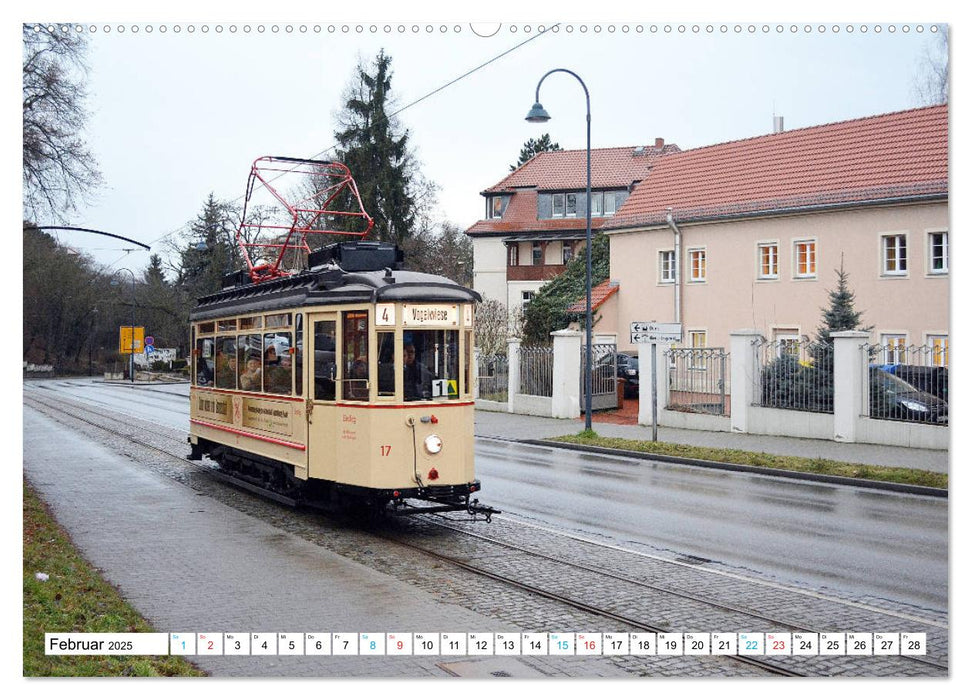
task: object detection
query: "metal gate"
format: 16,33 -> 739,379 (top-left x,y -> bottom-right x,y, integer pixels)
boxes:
581,343 -> 618,412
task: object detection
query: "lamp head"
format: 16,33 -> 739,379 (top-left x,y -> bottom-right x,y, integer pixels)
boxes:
525,102 -> 551,123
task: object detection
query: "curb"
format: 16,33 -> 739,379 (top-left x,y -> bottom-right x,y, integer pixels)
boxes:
510,438 -> 947,498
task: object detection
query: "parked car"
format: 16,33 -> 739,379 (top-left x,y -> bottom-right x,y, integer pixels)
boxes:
869,367 -> 947,424
616,352 -> 639,398
878,364 -> 948,402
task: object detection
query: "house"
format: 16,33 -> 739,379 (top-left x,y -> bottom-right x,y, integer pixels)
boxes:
599,104 -> 949,362
465,141 -> 680,316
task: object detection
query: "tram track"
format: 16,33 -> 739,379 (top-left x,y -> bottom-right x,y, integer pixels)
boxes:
23,389 -> 948,677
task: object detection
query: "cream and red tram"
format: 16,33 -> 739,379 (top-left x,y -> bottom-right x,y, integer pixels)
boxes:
187,242 -> 489,515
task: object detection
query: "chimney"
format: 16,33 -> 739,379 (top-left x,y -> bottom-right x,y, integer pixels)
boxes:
654,137 -> 665,149
773,115 -> 784,134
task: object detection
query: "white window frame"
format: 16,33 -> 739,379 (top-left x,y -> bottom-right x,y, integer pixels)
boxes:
551,193 -> 565,218
489,196 -> 502,219
531,242 -> 543,266
521,290 -> 534,313
926,334 -> 949,367
590,192 -> 604,216
507,243 -> 519,267
928,231 -> 948,275
565,193 -> 577,217
757,242 -> 779,279
880,333 -> 908,364
688,330 -> 708,369
604,192 -> 617,215
687,247 -> 707,283
658,250 -> 676,284
881,233 -> 908,276
773,328 -> 802,358
562,242 -> 573,265
793,239 -> 817,279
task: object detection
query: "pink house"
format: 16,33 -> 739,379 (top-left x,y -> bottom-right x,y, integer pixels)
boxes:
603,105 -> 948,361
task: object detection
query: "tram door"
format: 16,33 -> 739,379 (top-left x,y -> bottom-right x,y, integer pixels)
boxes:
306,314 -> 339,482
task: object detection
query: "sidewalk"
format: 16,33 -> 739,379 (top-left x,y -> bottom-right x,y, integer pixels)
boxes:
473,408 -> 949,474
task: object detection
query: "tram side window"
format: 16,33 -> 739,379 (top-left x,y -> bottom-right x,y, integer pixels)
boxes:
214,336 -> 237,389
295,314 -> 303,396
343,311 -> 369,401
377,332 -> 395,397
237,334 -> 263,392
263,332 -> 292,395
196,337 -> 214,386
403,330 -> 458,401
313,321 -> 337,401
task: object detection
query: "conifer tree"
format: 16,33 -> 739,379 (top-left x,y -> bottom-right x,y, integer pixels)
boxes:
333,50 -> 418,246
510,134 -> 561,171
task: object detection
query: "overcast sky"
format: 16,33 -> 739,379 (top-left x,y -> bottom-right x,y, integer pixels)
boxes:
28,15 -> 948,277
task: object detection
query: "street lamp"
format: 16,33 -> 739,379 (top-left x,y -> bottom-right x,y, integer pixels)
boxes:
112,268 -> 137,383
526,68 -> 594,432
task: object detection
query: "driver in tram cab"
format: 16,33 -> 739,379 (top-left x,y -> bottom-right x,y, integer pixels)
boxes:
403,342 -> 434,401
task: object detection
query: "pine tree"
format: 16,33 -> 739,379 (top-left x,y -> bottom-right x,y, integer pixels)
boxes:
333,50 -> 418,246
814,262 -> 870,345
510,134 -> 561,171
178,194 -> 235,299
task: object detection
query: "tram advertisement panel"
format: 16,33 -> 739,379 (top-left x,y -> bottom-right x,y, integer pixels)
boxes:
195,393 -> 231,422
241,399 -> 293,436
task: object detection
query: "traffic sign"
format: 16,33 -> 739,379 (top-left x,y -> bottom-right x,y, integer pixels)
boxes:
630,322 -> 682,344
118,326 -> 145,354
145,344 -> 155,355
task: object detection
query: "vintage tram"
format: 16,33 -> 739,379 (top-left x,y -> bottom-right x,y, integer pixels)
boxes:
187,240 -> 491,515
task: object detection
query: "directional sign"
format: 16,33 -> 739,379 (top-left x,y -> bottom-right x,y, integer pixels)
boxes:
118,326 -> 145,354
631,322 -> 682,344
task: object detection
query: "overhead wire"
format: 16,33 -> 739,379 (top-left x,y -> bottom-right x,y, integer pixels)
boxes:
140,23 -> 559,255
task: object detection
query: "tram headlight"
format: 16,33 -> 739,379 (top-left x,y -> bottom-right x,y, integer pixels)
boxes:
424,434 -> 443,455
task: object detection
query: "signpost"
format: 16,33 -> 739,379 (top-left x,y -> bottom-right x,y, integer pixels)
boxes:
631,322 -> 682,441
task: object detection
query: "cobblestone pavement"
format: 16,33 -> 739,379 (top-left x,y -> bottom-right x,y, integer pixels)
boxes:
23,392 -> 948,678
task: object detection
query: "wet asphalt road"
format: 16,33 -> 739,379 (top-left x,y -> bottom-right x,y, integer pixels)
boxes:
24,378 -> 948,610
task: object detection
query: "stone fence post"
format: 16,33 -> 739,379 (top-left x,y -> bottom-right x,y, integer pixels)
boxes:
730,329 -> 764,433
637,341 -> 670,428
832,331 -> 870,442
551,330 -> 582,419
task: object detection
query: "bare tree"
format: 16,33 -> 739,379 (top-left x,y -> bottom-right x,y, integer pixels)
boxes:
913,28 -> 949,105
22,25 -> 102,222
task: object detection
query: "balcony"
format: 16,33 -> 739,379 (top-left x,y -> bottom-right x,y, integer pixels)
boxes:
507,263 -> 568,282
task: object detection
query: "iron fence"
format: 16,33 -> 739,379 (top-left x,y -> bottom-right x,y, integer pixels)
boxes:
476,353 -> 508,402
666,347 -> 730,415
754,338 -> 834,414
520,344 -> 554,397
863,343 -> 948,425
581,343 -> 618,411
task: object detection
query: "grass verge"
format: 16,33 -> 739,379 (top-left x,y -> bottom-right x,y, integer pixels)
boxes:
548,434 -> 947,490
23,480 -> 204,676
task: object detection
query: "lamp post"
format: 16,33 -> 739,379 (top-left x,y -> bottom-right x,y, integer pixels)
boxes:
526,68 -> 593,431
112,268 -> 137,383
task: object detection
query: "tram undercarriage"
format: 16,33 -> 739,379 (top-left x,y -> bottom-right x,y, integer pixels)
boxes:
188,438 -> 498,520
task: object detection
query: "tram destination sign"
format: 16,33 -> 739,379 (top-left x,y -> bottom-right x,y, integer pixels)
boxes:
630,322 -> 682,344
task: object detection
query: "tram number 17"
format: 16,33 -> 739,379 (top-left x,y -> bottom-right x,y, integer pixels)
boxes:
380,445 -> 392,457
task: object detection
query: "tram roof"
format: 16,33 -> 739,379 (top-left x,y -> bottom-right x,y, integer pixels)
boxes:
190,266 -> 481,322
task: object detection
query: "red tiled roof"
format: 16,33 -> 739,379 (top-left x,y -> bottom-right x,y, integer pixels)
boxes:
567,280 -> 619,313
484,144 -> 680,194
469,145 -> 680,236
607,105 -> 948,229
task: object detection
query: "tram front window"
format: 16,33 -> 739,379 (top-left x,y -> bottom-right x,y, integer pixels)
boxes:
403,330 -> 459,401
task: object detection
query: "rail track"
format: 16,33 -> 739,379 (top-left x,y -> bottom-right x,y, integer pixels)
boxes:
23,387 -> 949,677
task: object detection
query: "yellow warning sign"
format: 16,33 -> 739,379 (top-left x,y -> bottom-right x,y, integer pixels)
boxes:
119,326 -> 145,354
